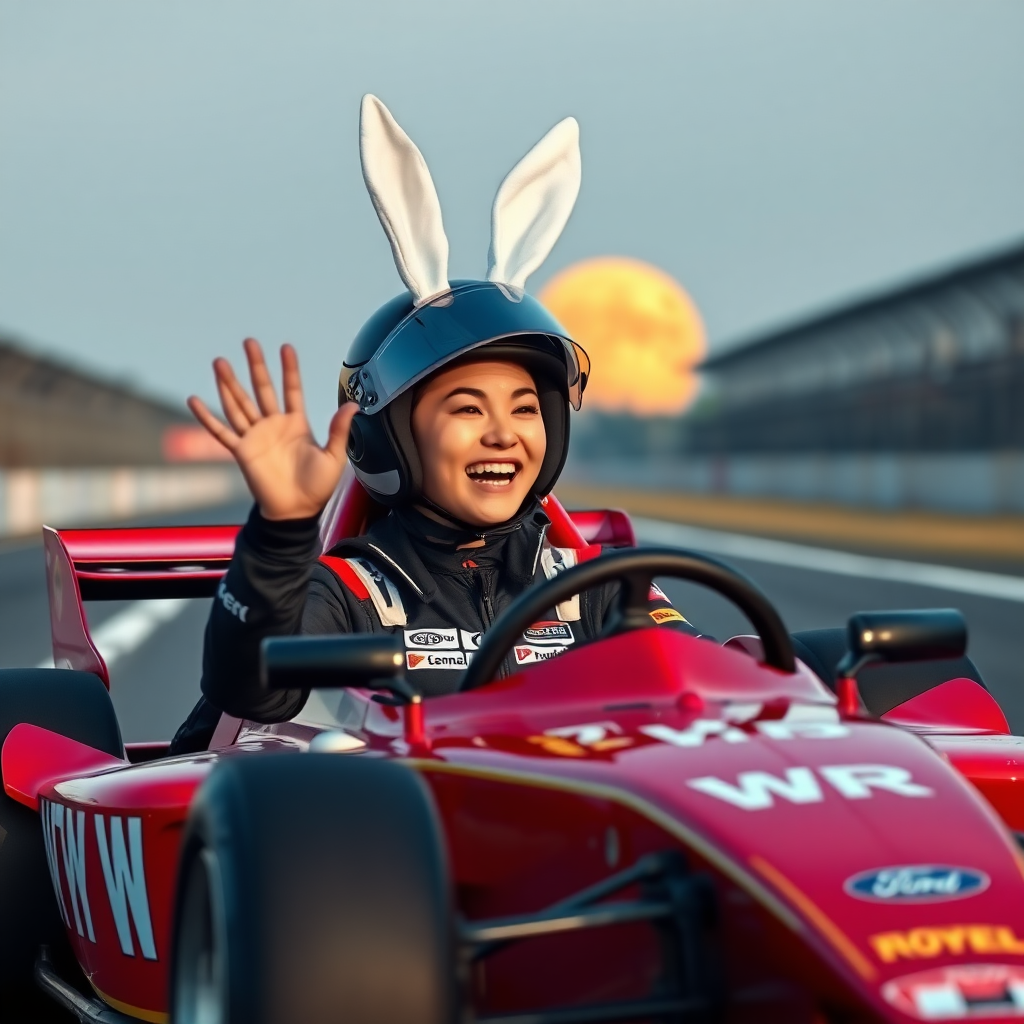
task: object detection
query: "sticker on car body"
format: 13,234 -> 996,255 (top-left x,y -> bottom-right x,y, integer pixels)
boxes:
686,764 -> 934,810
846,866 -> 990,904
882,964 -> 1024,1019
871,925 -> 1024,965
39,799 -> 157,960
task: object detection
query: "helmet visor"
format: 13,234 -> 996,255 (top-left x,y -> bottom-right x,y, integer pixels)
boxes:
346,283 -> 589,413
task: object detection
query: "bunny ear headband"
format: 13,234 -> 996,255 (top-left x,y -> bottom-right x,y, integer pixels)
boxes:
359,93 -> 581,305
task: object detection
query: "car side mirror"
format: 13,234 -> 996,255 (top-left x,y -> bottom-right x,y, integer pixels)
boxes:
844,608 -> 967,667
834,609 -> 968,715
260,634 -> 415,702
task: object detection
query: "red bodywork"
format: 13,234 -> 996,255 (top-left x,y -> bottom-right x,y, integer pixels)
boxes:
8,484 -> 1024,1023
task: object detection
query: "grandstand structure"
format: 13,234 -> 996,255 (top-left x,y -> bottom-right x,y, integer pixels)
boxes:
686,241 -> 1024,455
0,337 -> 190,466
566,241 -> 1024,513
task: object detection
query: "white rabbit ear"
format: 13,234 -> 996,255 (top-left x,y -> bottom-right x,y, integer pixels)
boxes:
487,117 -> 581,291
360,94 -> 450,305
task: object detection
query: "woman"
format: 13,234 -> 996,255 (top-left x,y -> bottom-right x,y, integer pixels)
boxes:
173,96 -> 694,747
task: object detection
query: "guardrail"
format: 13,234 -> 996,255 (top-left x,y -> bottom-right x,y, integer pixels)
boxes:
0,465 -> 248,537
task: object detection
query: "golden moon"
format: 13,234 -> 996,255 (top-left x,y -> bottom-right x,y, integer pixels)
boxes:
539,257 -> 706,415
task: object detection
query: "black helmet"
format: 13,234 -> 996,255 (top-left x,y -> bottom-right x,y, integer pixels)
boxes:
341,280 -> 589,507
348,94 -> 587,510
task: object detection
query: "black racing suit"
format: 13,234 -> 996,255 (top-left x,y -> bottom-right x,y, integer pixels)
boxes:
173,501 -> 698,748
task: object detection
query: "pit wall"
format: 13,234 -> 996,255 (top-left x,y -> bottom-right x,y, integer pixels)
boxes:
563,452 -> 1024,516
0,465 -> 248,537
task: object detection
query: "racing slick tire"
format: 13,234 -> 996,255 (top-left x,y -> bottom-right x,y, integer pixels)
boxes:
171,753 -> 457,1024
0,669 -> 123,997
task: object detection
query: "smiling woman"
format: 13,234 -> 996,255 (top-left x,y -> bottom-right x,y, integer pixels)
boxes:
411,360 -> 547,528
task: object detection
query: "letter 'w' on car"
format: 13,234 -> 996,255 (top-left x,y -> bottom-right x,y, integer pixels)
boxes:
687,768 -> 823,810
95,814 -> 157,960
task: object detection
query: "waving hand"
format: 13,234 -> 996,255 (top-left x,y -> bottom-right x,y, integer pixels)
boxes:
188,339 -> 357,521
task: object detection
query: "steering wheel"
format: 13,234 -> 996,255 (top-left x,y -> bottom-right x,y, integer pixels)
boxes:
459,546 -> 796,691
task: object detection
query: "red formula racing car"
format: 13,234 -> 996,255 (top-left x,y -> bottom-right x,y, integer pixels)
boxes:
3,482 -> 1024,1024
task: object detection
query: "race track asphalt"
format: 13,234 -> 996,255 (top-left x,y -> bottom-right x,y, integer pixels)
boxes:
2,497 -> 1022,1021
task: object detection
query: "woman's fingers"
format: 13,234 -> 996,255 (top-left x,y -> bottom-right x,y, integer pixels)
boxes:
187,396 -> 240,452
244,338 -> 281,417
280,343 -> 306,416
214,359 -> 258,435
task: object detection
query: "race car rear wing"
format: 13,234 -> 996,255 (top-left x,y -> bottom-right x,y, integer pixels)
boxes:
41,486 -> 634,686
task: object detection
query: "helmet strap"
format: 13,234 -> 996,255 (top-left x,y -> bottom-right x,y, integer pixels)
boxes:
402,495 -> 539,545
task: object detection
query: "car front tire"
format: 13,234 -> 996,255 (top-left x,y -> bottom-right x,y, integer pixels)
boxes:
171,752 -> 457,1024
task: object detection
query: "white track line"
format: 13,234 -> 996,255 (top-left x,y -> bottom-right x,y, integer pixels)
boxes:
633,518 -> 1024,604
37,599 -> 191,669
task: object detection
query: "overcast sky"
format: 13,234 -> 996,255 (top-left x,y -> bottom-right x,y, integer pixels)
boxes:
2,0 -> 1023,430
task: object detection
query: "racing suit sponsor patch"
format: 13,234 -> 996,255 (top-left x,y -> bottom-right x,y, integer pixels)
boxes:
460,629 -> 482,651
404,628 -> 459,649
650,607 -> 686,625
406,650 -> 469,670
515,644 -> 568,665
523,621 -> 575,645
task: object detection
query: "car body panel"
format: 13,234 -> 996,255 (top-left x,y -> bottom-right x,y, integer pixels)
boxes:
10,490 -> 1024,1022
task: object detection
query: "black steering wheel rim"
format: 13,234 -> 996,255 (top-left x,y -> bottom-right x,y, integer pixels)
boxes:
459,545 -> 796,691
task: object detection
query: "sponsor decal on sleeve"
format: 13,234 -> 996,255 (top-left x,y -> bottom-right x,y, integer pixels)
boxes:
406,650 -> 469,670
649,582 -> 669,601
404,628 -> 459,649
216,580 -> 248,622
883,964 -> 1024,1019
846,866 -> 989,904
650,607 -> 687,625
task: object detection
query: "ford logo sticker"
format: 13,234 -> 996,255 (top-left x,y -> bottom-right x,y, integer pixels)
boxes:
845,865 -> 989,903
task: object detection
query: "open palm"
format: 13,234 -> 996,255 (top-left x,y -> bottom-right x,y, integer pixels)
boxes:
188,339 -> 358,521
